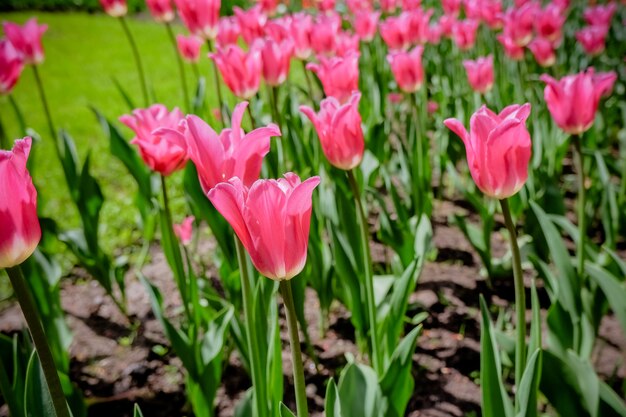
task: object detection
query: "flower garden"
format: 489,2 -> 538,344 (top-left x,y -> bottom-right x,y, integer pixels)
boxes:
0,0 -> 625,416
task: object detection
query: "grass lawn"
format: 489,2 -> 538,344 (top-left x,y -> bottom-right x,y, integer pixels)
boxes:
0,11 -> 226,250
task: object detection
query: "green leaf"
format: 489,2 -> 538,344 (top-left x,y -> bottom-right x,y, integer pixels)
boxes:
111,76 -> 136,110
515,349 -> 541,417
279,403 -> 296,417
337,363 -> 386,417
24,351 -> 57,417
324,379 -> 342,417
598,381 -> 626,417
133,404 -> 144,417
585,263 -> 626,336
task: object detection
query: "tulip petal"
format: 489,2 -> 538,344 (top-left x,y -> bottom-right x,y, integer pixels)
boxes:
208,179 -> 253,251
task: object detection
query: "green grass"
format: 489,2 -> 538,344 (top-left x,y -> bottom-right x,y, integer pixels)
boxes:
0,12 -> 221,250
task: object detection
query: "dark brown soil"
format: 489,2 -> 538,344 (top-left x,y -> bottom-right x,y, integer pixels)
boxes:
1,198 -> 624,417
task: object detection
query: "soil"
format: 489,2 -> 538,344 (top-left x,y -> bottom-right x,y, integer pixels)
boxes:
1,197 -> 624,417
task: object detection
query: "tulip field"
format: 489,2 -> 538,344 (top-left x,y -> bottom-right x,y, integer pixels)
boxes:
1,0 -> 626,416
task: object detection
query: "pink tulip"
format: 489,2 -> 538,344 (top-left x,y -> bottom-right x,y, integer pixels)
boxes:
174,216 -> 195,245
502,2 -> 539,46
379,0 -> 398,13
0,39 -> 24,95
234,5 -> 268,45
290,13 -> 313,60
527,38 -> 556,67
583,3 -> 617,28
0,137 -> 41,268
438,14 -> 457,37
463,55 -> 494,94
540,69 -> 617,135
347,0 -> 373,13
388,92 -> 403,104
216,17 -> 241,47
176,34 -> 203,63
444,104 -> 532,199
99,0 -> 127,16
428,23 -> 442,44
307,52 -> 359,103
316,0 -> 336,12
497,33 -> 525,60
311,13 -> 341,56
259,37 -> 293,86
264,16 -> 291,43
146,0 -> 175,23
300,92 -> 364,170
210,43 -> 262,99
443,0 -> 462,16
2,19 -> 47,65
335,31 -> 360,57
463,0 -> 482,20
208,173 -> 320,281
427,100 -> 439,114
175,0 -> 220,40
482,0 -> 504,29
534,4 -> 565,43
354,11 -> 380,42
576,25 -> 608,56
119,105 -> 187,176
387,46 -> 424,93
380,14 -> 412,51
257,0 -> 279,15
452,19 -> 479,51
407,8 -> 433,45
402,0 -> 421,11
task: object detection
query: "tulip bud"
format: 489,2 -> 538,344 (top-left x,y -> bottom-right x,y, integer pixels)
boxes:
306,52 -> 359,103
463,55 -> 494,94
176,34 -> 203,63
387,46 -> 425,93
175,0 -> 221,40
146,0 -> 175,23
2,18 -> 48,65
99,0 -> 127,17
210,43 -> 262,99
0,39 -> 24,95
173,216 -> 195,245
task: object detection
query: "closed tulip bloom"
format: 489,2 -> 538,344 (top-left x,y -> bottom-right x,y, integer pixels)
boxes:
173,216 -> 195,245
576,26 -> 608,56
259,37 -> 293,86
290,12 -> 313,59
311,13 -> 341,56
216,17 -> 240,47
540,69 -> 617,135
99,0 -> 127,16
481,0 -> 503,30
534,4 -> 565,43
234,5 -> 268,45
354,11 -> 380,42
316,0 -> 336,12
380,14 -> 412,51
300,92 -> 364,170
147,0 -> 175,22
0,138 -> 41,268
502,2 -> 539,46
387,46 -> 424,93
452,19 -> 479,51
0,39 -> 24,95
307,52 -> 359,103
171,101 -> 280,192
444,103 -> 532,199
176,34 -> 203,62
583,3 -> 617,28
402,0 -> 421,11
438,14 -> 457,37
119,105 -> 187,176
379,0 -> 398,13
407,8 -> 433,45
175,0 -> 220,40
463,55 -> 494,94
335,31 -> 360,57
208,173 -> 320,281
2,19 -> 47,65
264,16 -> 291,43
497,33 -> 525,60
527,38 -> 556,67
443,0 -> 462,16
210,43 -> 262,99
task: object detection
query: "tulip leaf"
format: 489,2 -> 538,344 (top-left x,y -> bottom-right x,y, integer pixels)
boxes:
337,363 -> 386,417
324,378 -> 342,417
598,381 -> 626,417
585,263 -> 626,336
515,348 -> 541,417
111,76 -> 136,111
279,403 -> 296,417
133,404 -> 144,417
24,351 -> 57,417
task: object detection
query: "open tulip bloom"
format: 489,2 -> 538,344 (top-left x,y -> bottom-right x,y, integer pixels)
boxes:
0,39 -> 24,95
2,18 -> 47,65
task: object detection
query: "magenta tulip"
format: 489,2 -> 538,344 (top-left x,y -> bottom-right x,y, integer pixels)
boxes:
442,0 -> 462,16
534,4 -> 565,43
99,0 -> 127,16
208,173 -> 320,281
2,18 -> 47,65
210,43 -> 262,99
216,17 -> 241,47
540,69 -> 617,135
234,5 -> 267,45
497,33 -> 525,60
380,14 -> 412,51
174,216 -> 195,245
407,8 -> 433,45
175,0 -> 221,40
0,137 -> 41,268
259,37 -> 293,86
146,0 -> 175,23
444,104 -> 532,199
387,46 -> 424,93
502,2 -> 539,47
311,13 -> 341,56
176,34 -> 203,63
576,26 -> 608,57
452,19 -> 479,51
300,92 -> 364,170
307,52 -> 359,103
0,39 -> 24,95
354,11 -> 380,42
463,55 -> 494,94
583,3 -> 617,28
527,38 -> 556,67
290,12 -> 313,60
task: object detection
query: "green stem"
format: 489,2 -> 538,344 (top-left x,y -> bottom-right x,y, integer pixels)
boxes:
234,237 -> 268,417
119,17 -> 149,107
165,22 -> 191,112
206,39 -> 226,127
246,103 -> 257,129
499,198 -> 526,402
0,110 -> 7,149
8,94 -> 27,135
279,280 -> 309,417
32,65 -> 56,142
6,266 -> 71,417
301,60 -> 315,102
572,135 -> 586,280
346,169 -> 382,374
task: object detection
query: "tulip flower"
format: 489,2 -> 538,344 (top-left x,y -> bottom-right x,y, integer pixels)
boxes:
444,103 -> 532,199
146,0 -> 175,23
576,26 -> 608,56
427,23 -> 442,44
402,0 -> 421,10
0,39 -> 24,95
497,33 -> 525,60
452,19 -> 479,51
527,38 -> 556,67
438,14 -> 457,37
99,0 -> 128,17
307,52 -> 359,103
540,69 -> 617,135
259,37 -> 293,86
208,173 -> 320,281
175,0 -> 221,40
257,0 -> 279,15
168,101 -> 280,192
354,11 -> 380,42
335,31 -> 360,57
387,46 -> 424,93
300,92 -> 364,170
264,16 -> 291,43
119,104 -> 187,176
463,0 -> 482,20
173,216 -> 195,245
0,137 -> 41,268
2,18 -> 48,65
481,0 -> 504,29
407,8 -> 434,45
210,43 -> 262,99
502,2 -> 539,47
311,13 -> 341,56
463,55 -> 494,94
534,4 -> 565,43
216,16 -> 241,47
583,3 -> 617,28
380,14 -> 412,51
442,0 -> 462,16
347,0 -> 372,13
316,0 -> 336,12
176,34 -> 203,63
290,12 -> 313,60
234,5 -> 268,45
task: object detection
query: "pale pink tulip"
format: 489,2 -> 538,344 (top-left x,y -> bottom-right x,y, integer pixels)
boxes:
463,55 -> 494,94
2,18 -> 47,65
307,52 -> 359,103
175,0 -> 221,40
210,43 -> 262,99
147,0 -> 175,22
387,46 -> 424,93
174,216 -> 195,245
176,34 -> 203,63
0,39 -> 24,95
